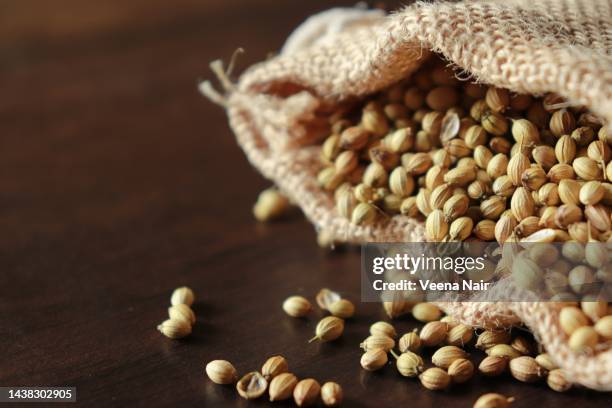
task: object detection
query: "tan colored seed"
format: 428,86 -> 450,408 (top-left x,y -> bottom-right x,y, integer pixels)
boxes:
507,151 -> 531,186
480,196 -> 506,220
558,179 -> 581,205
568,326 -> 599,352
399,331 -> 422,353
360,335 -> 395,352
419,367 -> 450,391
580,181 -> 605,205
511,187 -> 534,221
351,202 -> 377,226
444,166 -> 477,186
448,358 -> 474,383
262,356 -> 289,381
509,356 -> 546,382
310,316 -> 344,343
396,351 -> 425,377
446,324 -> 474,346
269,373 -> 298,401
370,321 -> 397,338
555,135 -> 577,164
535,353 -> 558,371
547,369 -> 571,392
328,299 -> 355,319
474,219 -> 496,240
482,111 -> 509,136
532,145 -> 557,170
550,109 -> 576,137
594,315 -> 612,339
486,344 -> 521,360
444,194 -> 470,221
426,210 -> 449,241
420,321 -> 449,347
585,204 -> 611,231
283,296 -> 313,317
206,360 -> 239,384
573,157 -> 603,181
474,393 -> 515,408
478,356 -> 508,377
573,126 -> 595,147
412,302 -> 442,322
339,126 -> 369,150
293,378 -> 320,407
432,345 -> 469,369
157,319 -> 192,339
321,382 -> 343,407
487,153 -> 509,179
430,183 -> 454,210
168,304 -> 196,325
559,306 -> 589,335
491,175 -> 514,197
548,163 -> 576,183
360,348 -> 388,371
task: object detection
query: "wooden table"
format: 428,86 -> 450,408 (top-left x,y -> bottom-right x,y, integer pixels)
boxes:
1,0 -> 610,406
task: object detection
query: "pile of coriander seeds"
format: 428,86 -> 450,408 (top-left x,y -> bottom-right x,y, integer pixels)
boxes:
360,301 -> 572,397
319,56 -> 612,243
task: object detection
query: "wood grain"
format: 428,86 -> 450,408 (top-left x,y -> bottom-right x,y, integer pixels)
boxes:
0,0 -> 610,406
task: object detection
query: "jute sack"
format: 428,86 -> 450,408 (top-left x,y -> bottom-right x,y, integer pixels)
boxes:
202,1 -> 612,390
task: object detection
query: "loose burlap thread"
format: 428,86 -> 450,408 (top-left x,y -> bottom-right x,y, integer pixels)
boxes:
203,1 -> 612,390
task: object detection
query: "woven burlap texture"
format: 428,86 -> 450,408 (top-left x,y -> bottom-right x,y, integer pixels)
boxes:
210,1 -> 612,390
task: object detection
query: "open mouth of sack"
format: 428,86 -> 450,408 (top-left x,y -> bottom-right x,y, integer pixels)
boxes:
317,54 -> 611,244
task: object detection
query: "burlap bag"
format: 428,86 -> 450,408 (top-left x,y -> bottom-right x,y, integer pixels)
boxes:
202,0 -> 612,390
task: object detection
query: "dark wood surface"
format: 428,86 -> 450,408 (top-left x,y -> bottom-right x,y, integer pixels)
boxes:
1,1 -> 610,406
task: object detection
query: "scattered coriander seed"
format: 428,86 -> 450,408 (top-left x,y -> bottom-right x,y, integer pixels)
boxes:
370,321 -> 397,339
419,367 -> 450,391
170,286 -> 195,306
168,304 -> 196,325
261,355 -> 288,381
478,355 -> 508,376
293,378 -> 320,407
157,319 -> 192,339
412,302 -> 442,322
420,321 -> 449,347
535,353 -> 558,371
253,188 -> 290,221
486,344 -> 522,360
361,348 -> 388,371
476,330 -> 511,351
328,299 -> 355,319
432,345 -> 469,369
446,324 -> 474,347
395,351 -> 425,377
448,358 -> 474,383
205,360 -> 238,385
236,371 -> 268,400
269,373 -> 298,401
283,296 -> 313,318
310,316 -> 345,343
473,393 -> 515,408
399,330 -> 422,353
509,356 -> 546,382
316,288 -> 341,310
321,382 -> 343,407
360,335 -> 395,352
